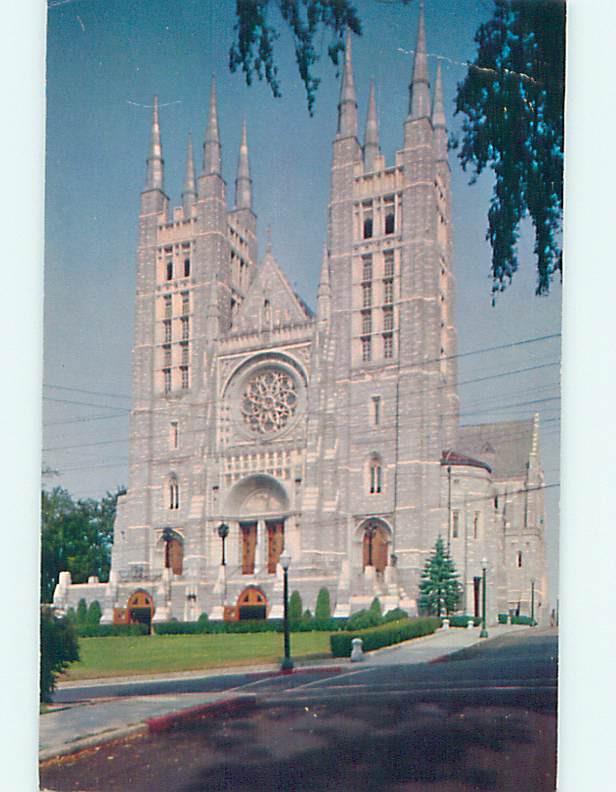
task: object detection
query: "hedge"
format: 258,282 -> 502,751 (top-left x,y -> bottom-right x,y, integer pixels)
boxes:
75,623 -> 149,638
448,615 -> 481,628
498,613 -> 536,626
153,617 -> 348,635
330,617 -> 441,657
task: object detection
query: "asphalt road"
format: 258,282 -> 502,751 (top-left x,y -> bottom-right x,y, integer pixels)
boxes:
42,630 -> 557,791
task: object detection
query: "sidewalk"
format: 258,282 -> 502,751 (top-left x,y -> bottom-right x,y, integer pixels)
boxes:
39,622 -> 527,761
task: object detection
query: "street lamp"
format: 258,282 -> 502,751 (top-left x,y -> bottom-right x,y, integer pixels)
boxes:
279,551 -> 294,672
530,578 -> 536,626
480,557 -> 488,638
217,523 -> 229,566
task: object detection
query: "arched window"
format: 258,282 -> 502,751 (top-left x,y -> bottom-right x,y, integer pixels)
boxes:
516,550 -> 523,568
369,456 -> 383,494
168,476 -> 179,510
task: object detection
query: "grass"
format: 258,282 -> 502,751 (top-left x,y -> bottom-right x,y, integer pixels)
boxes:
62,631 -> 333,681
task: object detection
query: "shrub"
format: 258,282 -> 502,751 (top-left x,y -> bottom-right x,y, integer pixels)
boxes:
289,591 -> 303,621
87,600 -> 102,627
76,598 -> 88,626
40,607 -> 79,702
151,617 -> 348,635
346,608 -> 382,631
315,588 -> 331,619
197,612 -> 209,625
302,609 -> 313,622
330,617 -> 440,657
369,597 -> 382,616
498,613 -> 535,626
448,615 -> 481,628
382,607 -> 408,623
75,623 -> 148,637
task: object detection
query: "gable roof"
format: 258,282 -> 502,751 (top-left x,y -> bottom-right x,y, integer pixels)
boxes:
232,251 -> 313,334
457,419 -> 534,479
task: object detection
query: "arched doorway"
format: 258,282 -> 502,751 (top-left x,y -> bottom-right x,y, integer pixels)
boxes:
225,474 -> 290,575
361,520 -> 390,574
162,528 -> 183,575
127,589 -> 155,632
237,586 -> 268,620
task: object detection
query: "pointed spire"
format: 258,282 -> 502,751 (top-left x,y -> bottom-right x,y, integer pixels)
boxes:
235,120 -> 252,210
182,133 -> 197,215
145,96 -> 164,190
432,62 -> 448,160
265,225 -> 273,256
409,1 -> 431,120
337,29 -> 358,138
203,76 -> 221,175
363,80 -> 380,171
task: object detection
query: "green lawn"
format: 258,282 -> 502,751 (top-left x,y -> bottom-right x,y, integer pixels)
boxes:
62,631 -> 333,681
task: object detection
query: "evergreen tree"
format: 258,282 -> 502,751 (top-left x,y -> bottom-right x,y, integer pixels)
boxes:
315,587 -> 331,619
419,536 -> 462,617
289,590 -> 303,620
369,597 -> 382,617
76,598 -> 88,626
86,600 -> 102,627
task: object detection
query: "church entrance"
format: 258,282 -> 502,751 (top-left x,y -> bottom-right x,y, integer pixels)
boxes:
126,589 -> 155,633
361,521 -> 390,574
237,586 -> 268,620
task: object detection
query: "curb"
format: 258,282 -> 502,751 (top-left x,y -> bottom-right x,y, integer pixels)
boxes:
145,694 -> 257,733
39,723 -> 147,764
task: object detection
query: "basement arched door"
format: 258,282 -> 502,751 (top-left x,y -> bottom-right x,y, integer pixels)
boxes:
127,589 -> 155,633
236,586 -> 268,620
361,521 -> 390,574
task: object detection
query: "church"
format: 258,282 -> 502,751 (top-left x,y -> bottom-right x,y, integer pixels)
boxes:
53,9 -> 547,627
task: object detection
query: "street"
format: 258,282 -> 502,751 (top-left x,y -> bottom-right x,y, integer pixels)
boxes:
41,630 -> 557,791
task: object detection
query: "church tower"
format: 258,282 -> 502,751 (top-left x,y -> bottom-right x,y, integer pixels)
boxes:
311,4 -> 459,610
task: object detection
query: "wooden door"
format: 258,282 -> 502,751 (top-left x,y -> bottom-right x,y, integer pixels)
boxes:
240,521 -> 257,574
267,520 -> 284,573
373,528 -> 388,573
237,587 -> 267,620
165,538 -> 183,575
126,590 -> 154,632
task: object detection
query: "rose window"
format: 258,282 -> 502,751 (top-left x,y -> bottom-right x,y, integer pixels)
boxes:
241,368 -> 298,434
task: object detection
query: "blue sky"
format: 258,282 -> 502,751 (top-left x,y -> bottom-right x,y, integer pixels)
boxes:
42,0 -> 561,601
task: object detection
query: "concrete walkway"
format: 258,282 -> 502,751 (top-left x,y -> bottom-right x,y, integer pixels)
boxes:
39,623 -> 527,761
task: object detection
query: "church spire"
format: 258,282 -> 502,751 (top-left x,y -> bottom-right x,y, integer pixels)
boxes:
337,29 -> 358,138
145,96 -> 164,191
203,76 -> 221,175
182,133 -> 197,215
363,79 -> 380,172
317,244 -> 331,324
235,120 -> 252,210
432,62 -> 448,161
409,1 -> 431,120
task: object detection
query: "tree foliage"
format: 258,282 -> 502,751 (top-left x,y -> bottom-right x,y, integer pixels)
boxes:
230,0 -> 362,114
315,586 -> 331,619
418,536 -> 462,617
40,485 -> 125,604
289,590 -> 303,620
455,0 -> 565,298
40,607 -> 79,703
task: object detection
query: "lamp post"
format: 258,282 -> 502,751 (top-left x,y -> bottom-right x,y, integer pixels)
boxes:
279,551 -> 293,671
217,523 -> 229,566
530,578 -> 536,625
480,557 -> 488,638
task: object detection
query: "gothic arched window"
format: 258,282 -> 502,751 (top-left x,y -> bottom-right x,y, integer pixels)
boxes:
168,476 -> 179,510
369,456 -> 383,494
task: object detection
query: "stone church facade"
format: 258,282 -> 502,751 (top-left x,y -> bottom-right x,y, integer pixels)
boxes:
53,11 -> 548,626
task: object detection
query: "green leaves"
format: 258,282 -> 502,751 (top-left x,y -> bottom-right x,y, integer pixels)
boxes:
230,0 -> 361,114
455,0 -> 564,298
40,485 -> 124,603
419,535 -> 462,617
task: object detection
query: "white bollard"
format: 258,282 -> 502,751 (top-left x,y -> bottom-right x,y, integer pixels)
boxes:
442,618 -> 450,630
350,637 -> 365,662
467,619 -> 474,630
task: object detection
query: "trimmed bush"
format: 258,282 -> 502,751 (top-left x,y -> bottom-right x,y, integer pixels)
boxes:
315,588 -> 331,619
197,612 -> 209,625
449,615 -> 481,628
87,600 -> 102,627
75,623 -> 148,637
40,607 -> 79,702
346,608 -> 382,631
76,598 -> 88,626
302,609 -> 313,621
330,617 -> 440,657
498,613 -> 536,626
382,607 -> 408,624
289,591 -> 303,621
369,597 -> 382,616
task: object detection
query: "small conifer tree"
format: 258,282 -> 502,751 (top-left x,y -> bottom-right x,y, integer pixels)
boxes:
419,536 -> 462,617
289,590 -> 303,620
87,600 -> 102,627
369,597 -> 382,617
76,598 -> 88,626
315,587 -> 331,619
